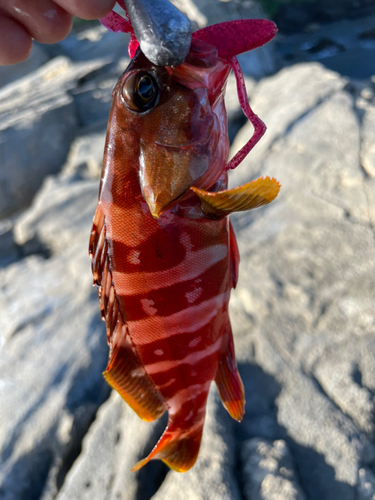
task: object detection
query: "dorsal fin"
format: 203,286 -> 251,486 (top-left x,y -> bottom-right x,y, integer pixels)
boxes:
89,206 -> 166,422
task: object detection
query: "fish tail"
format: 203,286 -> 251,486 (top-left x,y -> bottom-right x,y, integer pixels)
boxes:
215,323 -> 245,421
131,408 -> 206,473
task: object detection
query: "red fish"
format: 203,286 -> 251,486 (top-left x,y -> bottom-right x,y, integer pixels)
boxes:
89,3 -> 280,472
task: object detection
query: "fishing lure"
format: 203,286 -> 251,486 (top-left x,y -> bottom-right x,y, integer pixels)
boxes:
89,2 -> 280,472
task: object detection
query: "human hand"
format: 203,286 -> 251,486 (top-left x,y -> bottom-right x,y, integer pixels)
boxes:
0,0 -> 116,65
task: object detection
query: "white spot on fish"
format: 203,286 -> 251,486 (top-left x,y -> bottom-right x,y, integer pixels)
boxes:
154,349 -> 164,356
158,210 -> 174,227
44,9 -> 56,19
180,232 -> 194,254
185,287 -> 203,304
141,298 -> 157,316
131,368 -> 143,377
188,336 -> 202,348
184,410 -> 194,422
128,249 -> 141,265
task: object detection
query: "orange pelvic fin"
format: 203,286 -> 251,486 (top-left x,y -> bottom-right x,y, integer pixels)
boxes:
191,176 -> 280,218
132,412 -> 206,473
215,327 -> 245,422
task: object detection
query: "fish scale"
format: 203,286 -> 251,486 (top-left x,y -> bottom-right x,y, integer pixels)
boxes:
91,3 -> 280,472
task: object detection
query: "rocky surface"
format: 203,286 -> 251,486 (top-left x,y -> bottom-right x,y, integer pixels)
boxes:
0,175 -> 110,500
241,438 -> 306,500
277,14 -> 375,79
229,62 -> 375,500
0,56 -> 109,219
1,2 -> 375,500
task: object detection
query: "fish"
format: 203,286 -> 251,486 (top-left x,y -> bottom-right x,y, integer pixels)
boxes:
89,2 -> 280,472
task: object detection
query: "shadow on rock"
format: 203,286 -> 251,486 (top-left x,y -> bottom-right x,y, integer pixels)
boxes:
238,363 -> 355,500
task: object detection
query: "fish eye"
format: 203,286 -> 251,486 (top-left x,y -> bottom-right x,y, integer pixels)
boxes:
122,72 -> 158,112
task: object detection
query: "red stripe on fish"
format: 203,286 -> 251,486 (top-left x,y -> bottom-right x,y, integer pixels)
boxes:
91,7 -> 279,472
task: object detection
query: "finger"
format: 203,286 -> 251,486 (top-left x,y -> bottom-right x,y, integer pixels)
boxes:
1,0 -> 72,44
0,15 -> 32,65
53,0 -> 116,20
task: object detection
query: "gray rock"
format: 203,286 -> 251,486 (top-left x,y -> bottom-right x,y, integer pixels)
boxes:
230,62 -> 347,185
0,219 -> 17,261
0,43 -> 49,89
228,62 -> 375,500
357,467 -> 375,500
13,176 -> 100,255
361,101 -> 375,177
0,56 -> 107,218
55,391 -> 166,500
241,438 -> 307,500
61,124 -> 107,181
0,174 -> 110,500
72,57 -> 130,127
277,14 -> 375,79
56,25 -> 131,62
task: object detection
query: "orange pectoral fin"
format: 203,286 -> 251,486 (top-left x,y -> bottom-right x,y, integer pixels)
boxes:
191,176 -> 280,219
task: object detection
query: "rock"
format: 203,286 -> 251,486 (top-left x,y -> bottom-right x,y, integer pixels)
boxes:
357,467 -> 375,500
72,57 -> 130,127
0,43 -> 49,89
55,25 -> 131,62
0,56 -> 108,219
0,173 -> 111,500
275,0 -> 375,34
61,123 -> 107,181
241,438 -> 307,500
277,14 -> 375,79
0,219 -> 17,262
361,101 -> 375,177
230,62 -> 347,184
55,391 -> 168,500
13,175 -> 100,256
170,0 -> 208,29
228,62 -> 375,500
313,337 -> 375,436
